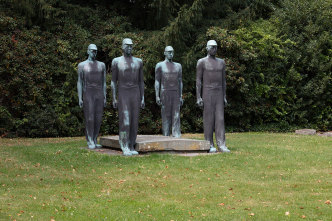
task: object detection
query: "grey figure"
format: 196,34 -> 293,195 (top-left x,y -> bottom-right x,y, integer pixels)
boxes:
196,40 -> 230,153
155,46 -> 183,138
77,44 -> 106,149
111,38 -> 145,156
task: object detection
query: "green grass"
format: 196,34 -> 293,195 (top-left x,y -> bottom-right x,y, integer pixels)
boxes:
0,133 -> 331,220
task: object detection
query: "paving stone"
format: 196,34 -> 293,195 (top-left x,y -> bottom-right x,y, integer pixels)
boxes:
317,132 -> 332,137
295,129 -> 316,135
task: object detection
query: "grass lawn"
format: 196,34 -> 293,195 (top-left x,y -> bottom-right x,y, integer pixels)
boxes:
0,133 -> 331,220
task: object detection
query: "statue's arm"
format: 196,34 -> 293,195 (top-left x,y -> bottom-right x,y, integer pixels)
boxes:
179,64 -> 183,105
77,63 -> 84,108
154,63 -> 162,106
111,59 -> 118,108
103,63 -> 107,107
222,60 -> 227,105
196,59 -> 203,106
139,60 -> 145,109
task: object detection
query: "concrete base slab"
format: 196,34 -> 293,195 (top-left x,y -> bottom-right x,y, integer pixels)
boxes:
82,146 -> 220,156
100,135 -> 210,152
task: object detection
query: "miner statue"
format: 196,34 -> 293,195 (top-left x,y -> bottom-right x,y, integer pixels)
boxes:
196,40 -> 230,153
111,38 -> 145,156
155,46 -> 183,138
77,44 -> 106,149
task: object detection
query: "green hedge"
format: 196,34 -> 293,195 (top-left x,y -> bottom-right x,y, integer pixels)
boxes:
0,0 -> 330,137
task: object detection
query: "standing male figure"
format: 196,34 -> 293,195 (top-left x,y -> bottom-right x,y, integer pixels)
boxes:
196,40 -> 230,153
111,38 -> 145,156
155,46 -> 183,138
77,44 -> 106,149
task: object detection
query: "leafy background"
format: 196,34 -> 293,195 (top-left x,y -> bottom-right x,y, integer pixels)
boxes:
0,0 -> 331,137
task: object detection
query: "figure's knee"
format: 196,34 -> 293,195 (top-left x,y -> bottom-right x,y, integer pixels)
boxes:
173,111 -> 180,120
123,110 -> 130,126
86,115 -> 94,123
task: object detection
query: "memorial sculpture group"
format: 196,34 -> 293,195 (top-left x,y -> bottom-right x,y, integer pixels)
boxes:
78,39 -> 230,156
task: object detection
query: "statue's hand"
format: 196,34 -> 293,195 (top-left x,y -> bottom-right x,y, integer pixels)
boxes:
141,99 -> 145,109
224,97 -> 228,106
196,98 -> 203,107
112,99 -> 118,109
156,97 -> 162,106
180,97 -> 184,106
79,99 -> 83,108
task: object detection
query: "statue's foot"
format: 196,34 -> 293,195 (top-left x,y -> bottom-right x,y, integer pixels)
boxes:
88,144 -> 96,149
172,132 -> 181,138
122,148 -> 132,156
95,144 -> 102,149
209,147 -> 217,153
130,150 -> 139,155
219,146 -> 230,153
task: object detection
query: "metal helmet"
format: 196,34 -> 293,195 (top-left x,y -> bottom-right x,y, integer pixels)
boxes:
164,46 -> 174,52
122,38 -> 133,46
206,40 -> 217,47
88,44 -> 97,50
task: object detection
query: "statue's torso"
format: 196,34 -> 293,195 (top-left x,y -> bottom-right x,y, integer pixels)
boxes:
201,57 -> 224,88
116,56 -> 141,88
81,60 -> 104,89
159,61 -> 181,91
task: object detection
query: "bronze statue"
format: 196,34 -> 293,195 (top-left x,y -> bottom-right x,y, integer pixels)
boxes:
155,46 -> 183,137
196,40 -> 230,153
111,38 -> 145,156
77,44 -> 106,149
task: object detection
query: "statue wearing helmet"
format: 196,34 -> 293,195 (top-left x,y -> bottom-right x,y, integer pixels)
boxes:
196,40 -> 230,153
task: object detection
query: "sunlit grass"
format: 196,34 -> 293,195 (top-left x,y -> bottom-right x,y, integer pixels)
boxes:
0,133 -> 331,220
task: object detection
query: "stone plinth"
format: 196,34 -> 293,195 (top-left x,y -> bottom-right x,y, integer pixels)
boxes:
295,129 -> 316,135
100,135 -> 210,152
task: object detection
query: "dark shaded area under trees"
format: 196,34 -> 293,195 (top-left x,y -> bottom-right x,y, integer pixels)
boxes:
0,0 -> 331,137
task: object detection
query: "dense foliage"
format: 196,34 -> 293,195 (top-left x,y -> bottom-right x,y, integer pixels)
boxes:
0,0 -> 331,137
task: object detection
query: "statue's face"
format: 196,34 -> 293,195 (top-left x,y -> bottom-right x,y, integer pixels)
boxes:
164,50 -> 174,60
123,44 -> 133,56
88,49 -> 97,60
207,45 -> 217,56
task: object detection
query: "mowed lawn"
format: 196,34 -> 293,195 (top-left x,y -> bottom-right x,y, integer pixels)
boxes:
0,133 -> 331,221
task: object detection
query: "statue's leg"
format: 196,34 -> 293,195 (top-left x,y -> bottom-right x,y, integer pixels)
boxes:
215,91 -> 229,153
118,90 -> 132,156
203,92 -> 216,153
128,88 -> 139,155
203,92 -> 215,146
93,90 -> 104,148
171,91 -> 181,138
161,91 -> 171,136
83,90 -> 96,149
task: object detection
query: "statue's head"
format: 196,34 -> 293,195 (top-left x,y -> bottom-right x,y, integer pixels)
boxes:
206,40 -> 217,56
122,38 -> 133,56
164,46 -> 174,61
87,44 -> 97,60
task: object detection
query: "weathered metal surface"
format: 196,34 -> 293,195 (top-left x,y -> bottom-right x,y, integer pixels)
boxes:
100,135 -> 210,152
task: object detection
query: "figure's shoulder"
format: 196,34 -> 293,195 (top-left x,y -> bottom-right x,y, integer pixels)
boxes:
97,60 -> 106,67
174,62 -> 182,68
217,57 -> 225,64
155,61 -> 164,68
134,57 -> 143,64
78,60 -> 88,68
197,57 -> 207,65
111,56 -> 121,65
